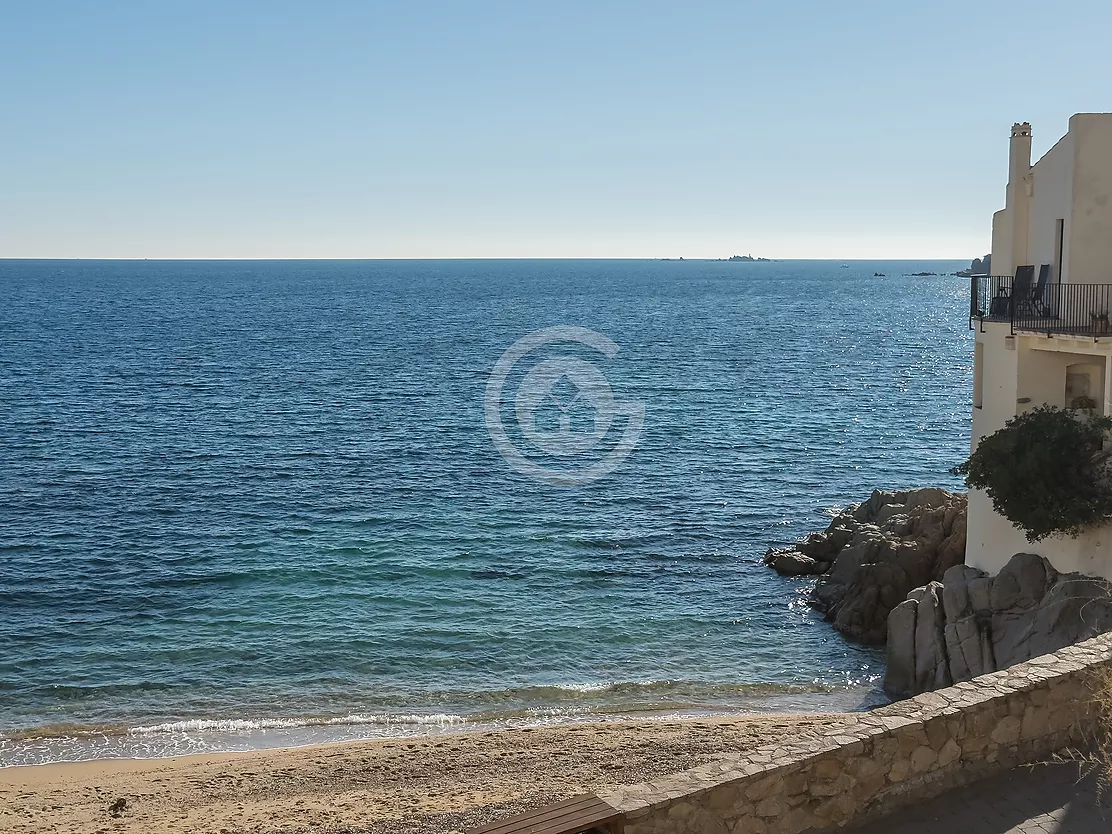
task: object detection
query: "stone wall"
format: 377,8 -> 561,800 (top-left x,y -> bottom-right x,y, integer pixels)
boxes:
599,634 -> 1112,834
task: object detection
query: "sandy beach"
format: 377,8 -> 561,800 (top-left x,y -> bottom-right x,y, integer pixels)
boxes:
0,713 -> 849,834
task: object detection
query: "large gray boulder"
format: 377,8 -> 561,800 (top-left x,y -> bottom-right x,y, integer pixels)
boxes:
885,552 -> 1112,697
763,488 -> 967,644
940,563 -> 995,684
913,582 -> 952,693
884,596 -> 919,697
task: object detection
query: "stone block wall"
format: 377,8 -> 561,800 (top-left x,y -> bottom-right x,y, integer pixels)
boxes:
599,634 -> 1112,834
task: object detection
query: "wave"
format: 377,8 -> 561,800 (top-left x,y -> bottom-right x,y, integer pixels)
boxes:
129,713 -> 465,735
3,677 -> 879,746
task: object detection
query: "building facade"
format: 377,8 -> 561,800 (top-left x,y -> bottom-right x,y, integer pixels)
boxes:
969,114 -> 1112,579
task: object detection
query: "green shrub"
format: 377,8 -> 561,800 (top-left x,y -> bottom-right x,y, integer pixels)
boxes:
954,405 -> 1112,541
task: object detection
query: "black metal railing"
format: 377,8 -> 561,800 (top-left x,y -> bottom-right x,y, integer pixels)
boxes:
970,275 -> 1014,322
971,275 -> 1112,337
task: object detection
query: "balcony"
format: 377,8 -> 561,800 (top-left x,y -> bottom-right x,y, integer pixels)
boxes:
970,275 -> 1112,337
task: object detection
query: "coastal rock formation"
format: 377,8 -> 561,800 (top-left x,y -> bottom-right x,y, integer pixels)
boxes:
764,488 -> 967,644
765,488 -> 1112,701
956,254 -> 991,277
885,552 -> 1112,697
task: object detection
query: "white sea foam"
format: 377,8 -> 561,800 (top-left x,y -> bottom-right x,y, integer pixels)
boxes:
129,713 -> 465,735
545,682 -> 613,693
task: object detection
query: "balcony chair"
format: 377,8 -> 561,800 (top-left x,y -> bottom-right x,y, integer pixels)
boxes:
1030,264 -> 1051,316
1010,265 -> 1037,316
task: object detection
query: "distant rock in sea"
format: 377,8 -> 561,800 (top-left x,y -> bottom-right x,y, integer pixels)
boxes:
716,254 -> 772,262
955,254 -> 991,277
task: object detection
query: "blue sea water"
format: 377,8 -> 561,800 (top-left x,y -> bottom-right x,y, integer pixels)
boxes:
0,259 -> 972,765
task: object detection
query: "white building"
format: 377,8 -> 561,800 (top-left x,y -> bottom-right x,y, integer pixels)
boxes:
969,114 -> 1112,579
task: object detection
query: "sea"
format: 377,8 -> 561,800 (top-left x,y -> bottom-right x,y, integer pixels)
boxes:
0,259 -> 972,766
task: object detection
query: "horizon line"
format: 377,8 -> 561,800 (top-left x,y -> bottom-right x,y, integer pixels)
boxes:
0,255 -> 978,262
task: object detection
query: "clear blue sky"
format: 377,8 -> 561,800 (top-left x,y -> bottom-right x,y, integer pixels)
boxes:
2,1 -> 1110,259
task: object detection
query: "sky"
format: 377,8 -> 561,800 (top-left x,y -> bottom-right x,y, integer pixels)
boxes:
2,1 -> 1110,260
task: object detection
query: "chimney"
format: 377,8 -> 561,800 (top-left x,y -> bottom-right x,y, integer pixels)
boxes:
1008,122 -> 1032,202
1007,122 -> 1033,269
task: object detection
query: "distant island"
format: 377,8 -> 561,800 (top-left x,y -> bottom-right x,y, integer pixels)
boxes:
654,253 -> 777,262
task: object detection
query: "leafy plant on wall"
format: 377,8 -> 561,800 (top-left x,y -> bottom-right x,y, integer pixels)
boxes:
954,405 -> 1112,541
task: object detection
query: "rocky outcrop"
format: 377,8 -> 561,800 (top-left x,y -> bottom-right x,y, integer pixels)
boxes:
955,254 -> 991,277
764,488 -> 967,644
885,552 -> 1112,697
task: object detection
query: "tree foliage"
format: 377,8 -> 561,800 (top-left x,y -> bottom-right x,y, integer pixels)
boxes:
954,405 -> 1112,541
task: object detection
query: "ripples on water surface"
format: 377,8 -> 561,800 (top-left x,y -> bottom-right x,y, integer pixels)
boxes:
0,259 -> 971,763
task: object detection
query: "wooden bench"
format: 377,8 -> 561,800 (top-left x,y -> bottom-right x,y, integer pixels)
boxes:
467,793 -> 625,834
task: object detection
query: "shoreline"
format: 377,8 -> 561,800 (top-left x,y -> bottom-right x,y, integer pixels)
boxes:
0,682 -> 884,769
0,711 -> 851,834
